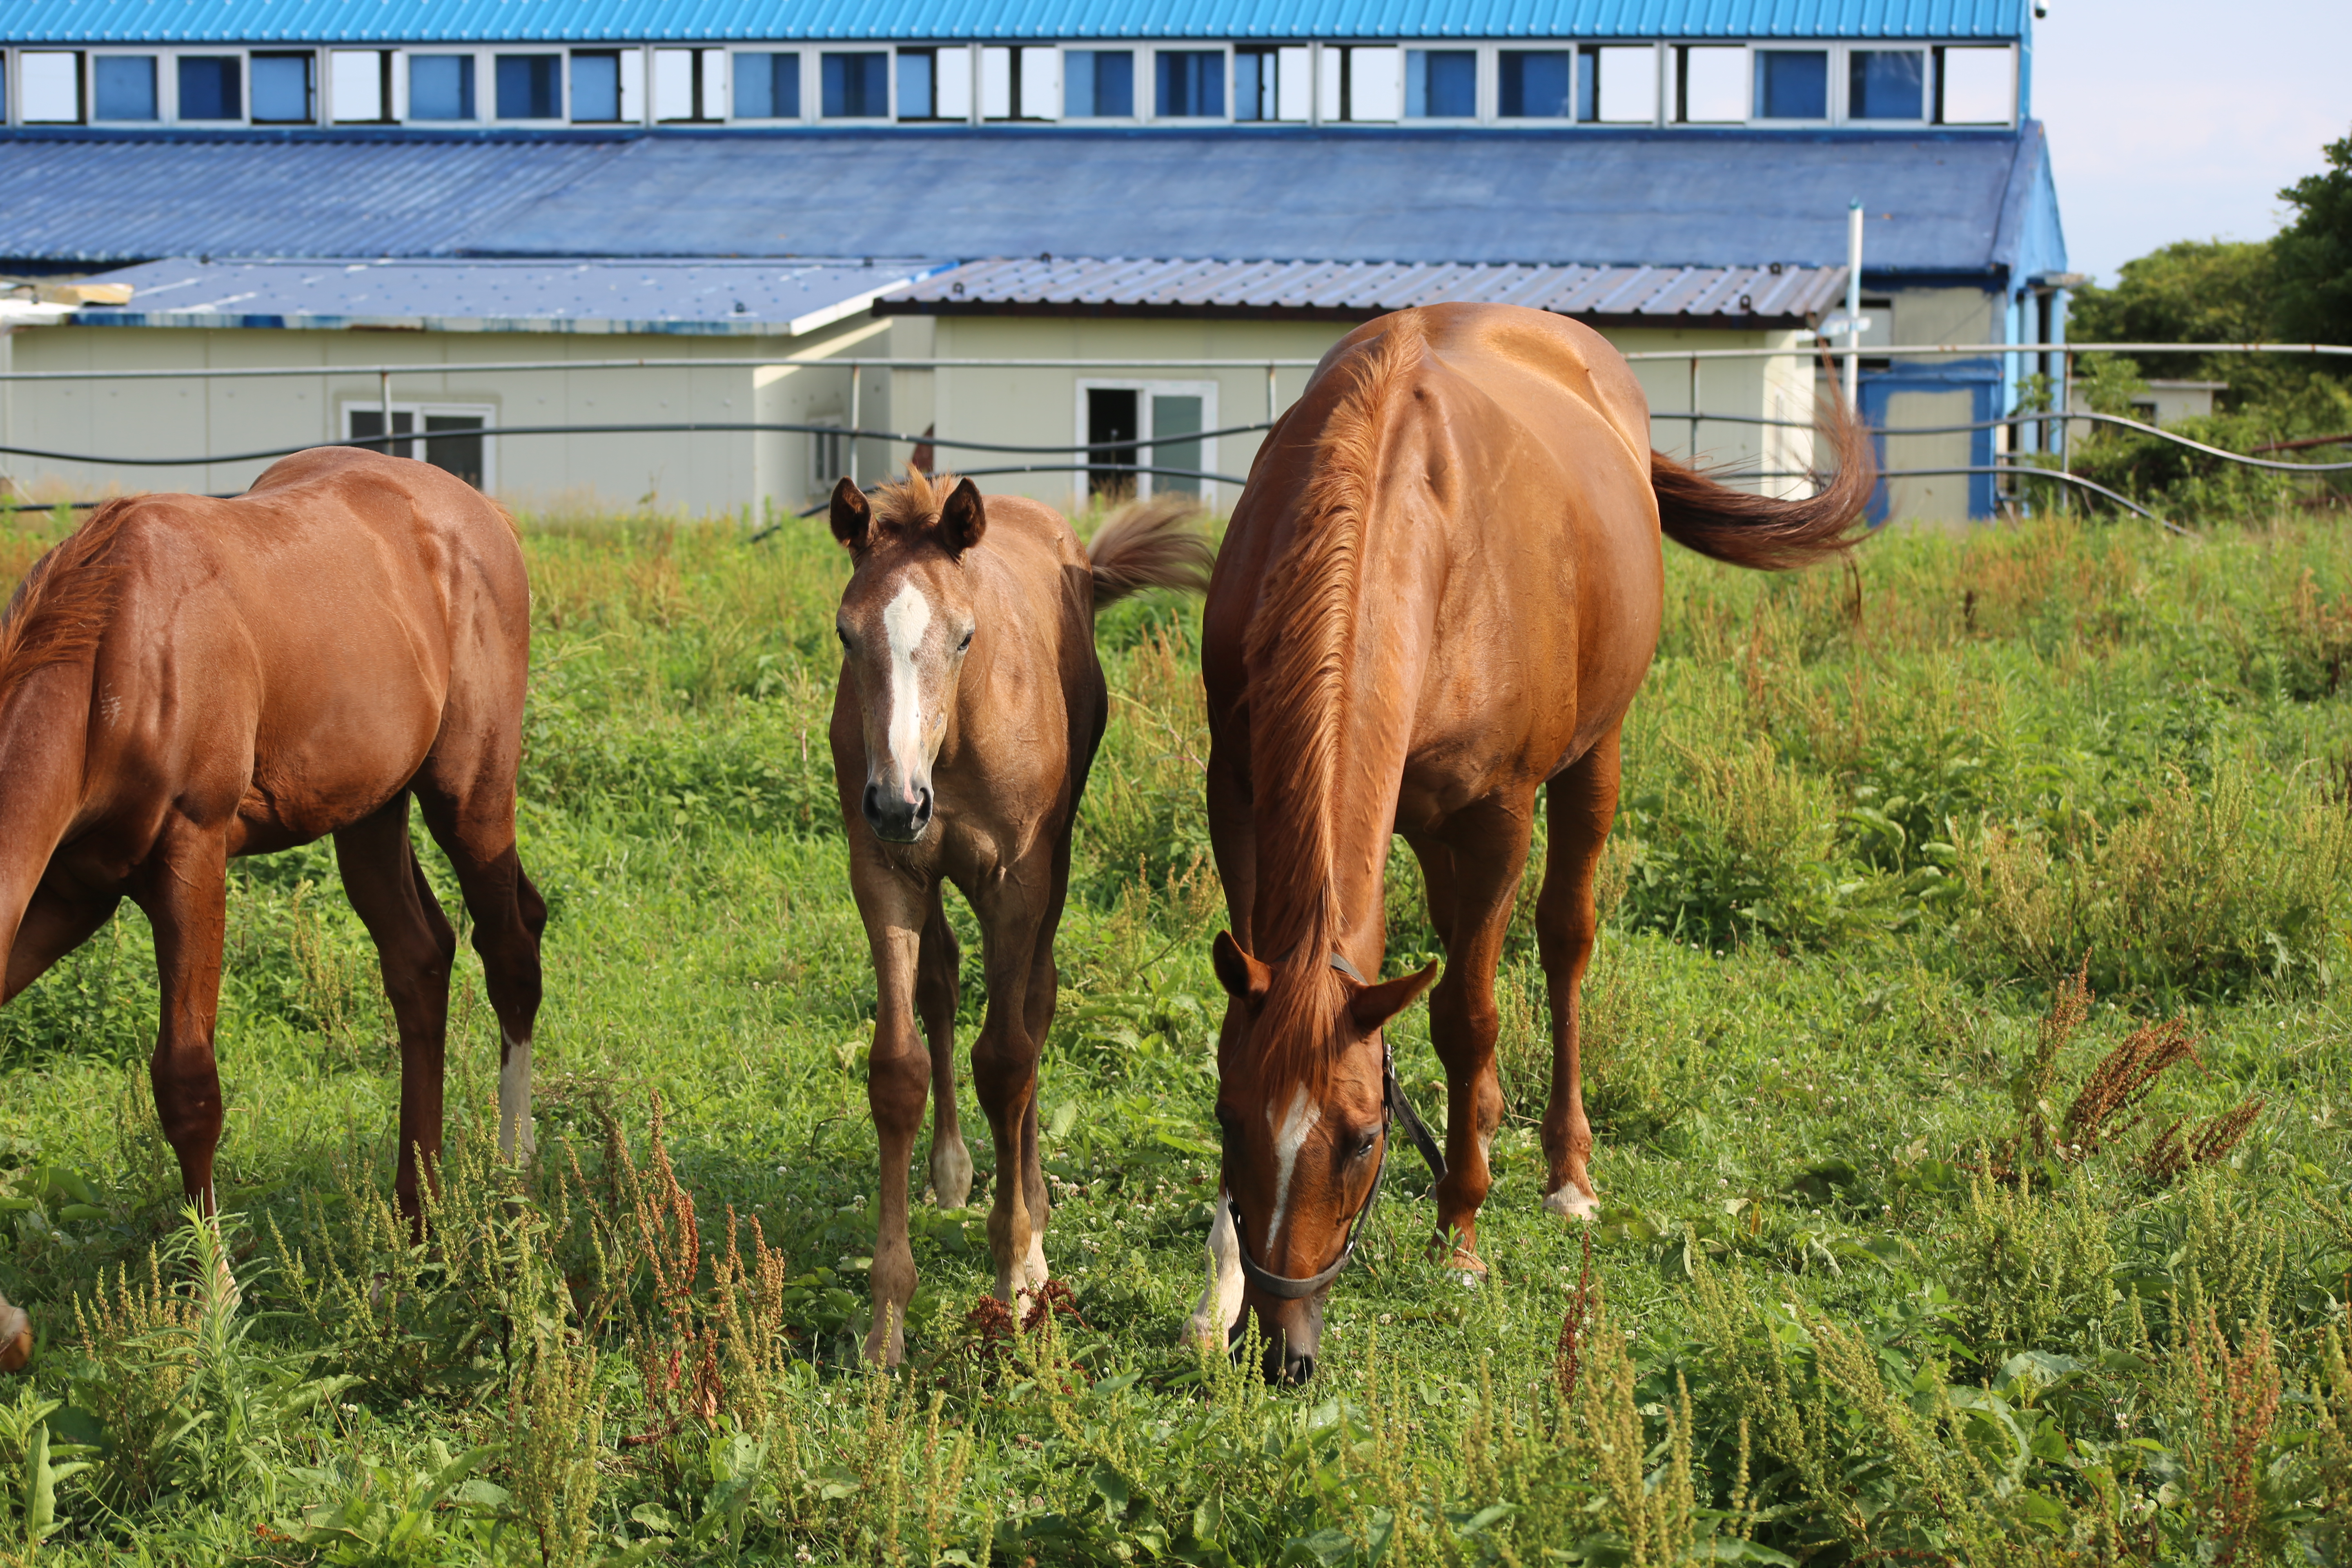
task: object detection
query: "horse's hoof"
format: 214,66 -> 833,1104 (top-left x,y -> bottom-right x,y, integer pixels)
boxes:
1448,1247 -> 1488,1281
1544,1185 -> 1600,1221
0,1301 -> 30,1372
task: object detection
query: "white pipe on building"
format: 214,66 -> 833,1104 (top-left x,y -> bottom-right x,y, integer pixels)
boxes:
1844,198 -> 1864,408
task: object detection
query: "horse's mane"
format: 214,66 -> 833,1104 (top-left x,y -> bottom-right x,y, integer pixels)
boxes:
0,497 -> 136,705
1238,317 -> 1422,1079
868,467 -> 959,535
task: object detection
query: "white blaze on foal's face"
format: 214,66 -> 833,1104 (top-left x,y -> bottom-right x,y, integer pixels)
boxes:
882,581 -> 935,782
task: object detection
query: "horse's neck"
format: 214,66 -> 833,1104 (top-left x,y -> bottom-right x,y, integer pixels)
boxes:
0,666 -> 96,950
1248,582 -> 1425,969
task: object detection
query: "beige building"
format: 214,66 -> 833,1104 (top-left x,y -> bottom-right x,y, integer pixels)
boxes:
4,254 -> 1845,521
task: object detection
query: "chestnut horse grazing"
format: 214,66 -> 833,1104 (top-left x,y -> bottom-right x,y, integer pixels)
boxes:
1194,304 -> 1873,1380
0,448 -> 546,1233
829,473 -> 1211,1365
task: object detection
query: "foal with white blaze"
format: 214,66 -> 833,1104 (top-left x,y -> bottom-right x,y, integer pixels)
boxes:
829,472 -> 1212,1365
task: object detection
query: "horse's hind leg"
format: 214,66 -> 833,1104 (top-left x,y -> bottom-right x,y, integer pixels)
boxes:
131,821 -> 232,1211
413,772 -> 544,1164
334,795 -> 459,1219
1535,728 -> 1623,1221
916,890 -> 973,1208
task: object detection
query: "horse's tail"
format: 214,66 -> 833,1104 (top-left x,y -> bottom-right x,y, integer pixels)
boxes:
1650,395 -> 1877,571
1085,494 -> 1216,609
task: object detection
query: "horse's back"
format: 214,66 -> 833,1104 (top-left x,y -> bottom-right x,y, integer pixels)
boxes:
89,448 -> 529,848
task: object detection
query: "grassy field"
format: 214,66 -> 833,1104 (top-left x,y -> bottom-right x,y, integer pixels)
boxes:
0,495 -> 2349,1566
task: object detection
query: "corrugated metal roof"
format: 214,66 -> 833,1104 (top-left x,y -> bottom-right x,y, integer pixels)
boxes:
5,1 -> 2030,44
49,255 -> 950,334
885,255 -> 1849,322
0,125 -> 2059,282
0,133 -> 625,264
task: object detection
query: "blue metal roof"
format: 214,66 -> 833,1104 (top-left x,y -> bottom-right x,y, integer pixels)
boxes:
50,255 -> 950,333
5,1 -> 2030,45
0,124 -> 2061,284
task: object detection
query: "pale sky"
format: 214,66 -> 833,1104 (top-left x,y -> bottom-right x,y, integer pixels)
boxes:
2034,0 -> 2352,282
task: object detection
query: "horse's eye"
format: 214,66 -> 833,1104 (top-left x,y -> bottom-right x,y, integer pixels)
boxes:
836,625 -> 851,647
957,629 -> 974,653
1351,1130 -> 1380,1160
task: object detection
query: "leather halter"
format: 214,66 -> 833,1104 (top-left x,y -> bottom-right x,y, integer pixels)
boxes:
1226,951 -> 1449,1301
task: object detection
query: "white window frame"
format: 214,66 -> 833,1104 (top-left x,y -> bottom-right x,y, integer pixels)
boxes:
89,49 -> 163,123
1836,42 -> 1931,128
1073,378 -> 1221,501
1057,45 -> 1143,124
1671,42 -> 1749,125
399,48 -> 486,124
1933,43 -> 2016,127
1750,43 -> 1833,125
20,50 -> 86,124
652,45 -> 725,122
1146,42 -> 1232,124
341,400 -> 498,492
489,49 -> 566,125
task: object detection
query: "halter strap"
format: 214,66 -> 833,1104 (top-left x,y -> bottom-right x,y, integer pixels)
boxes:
1225,952 -> 1448,1302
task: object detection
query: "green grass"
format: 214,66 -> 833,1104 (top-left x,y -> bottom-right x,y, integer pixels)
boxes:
0,501 -> 2349,1565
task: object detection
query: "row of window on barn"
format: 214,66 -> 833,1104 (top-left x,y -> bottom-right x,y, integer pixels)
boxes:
0,39 -> 2017,129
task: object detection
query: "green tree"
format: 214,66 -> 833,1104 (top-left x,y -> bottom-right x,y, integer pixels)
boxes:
2273,125 -> 2352,345
2066,239 -> 2278,382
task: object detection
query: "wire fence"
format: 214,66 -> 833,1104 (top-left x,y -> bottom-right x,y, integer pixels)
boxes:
1,341 -> 2343,524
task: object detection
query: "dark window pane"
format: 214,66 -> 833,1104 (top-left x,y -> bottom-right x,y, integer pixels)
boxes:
1155,50 -> 1222,117
251,52 -> 312,122
1408,49 -> 1474,118
94,55 -> 158,120
1756,50 -> 1827,118
571,52 -> 619,120
178,56 -> 241,120
896,49 -> 933,118
1499,50 -> 1570,118
408,54 -> 473,120
1088,388 -> 1139,498
822,51 -> 886,116
496,53 -> 560,119
1094,50 -> 1133,116
774,53 -> 800,117
1849,49 -> 1922,119
425,416 -> 485,489
348,408 -> 416,460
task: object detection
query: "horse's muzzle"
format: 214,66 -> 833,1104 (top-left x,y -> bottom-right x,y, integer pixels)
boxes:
862,780 -> 934,842
1233,1295 -> 1324,1385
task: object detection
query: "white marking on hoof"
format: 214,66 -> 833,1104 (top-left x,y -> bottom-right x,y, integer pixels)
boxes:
1187,1187 -> 1245,1350
931,1138 -> 974,1210
1019,1234 -> 1048,1294
1544,1184 -> 1600,1221
499,1033 -> 536,1163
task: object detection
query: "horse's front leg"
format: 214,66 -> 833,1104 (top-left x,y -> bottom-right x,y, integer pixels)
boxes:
134,820 -> 232,1213
967,853 -> 1051,1305
851,852 -> 932,1366
1417,797 -> 1536,1271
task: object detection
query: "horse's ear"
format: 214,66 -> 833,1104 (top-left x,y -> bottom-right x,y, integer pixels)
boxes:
1212,931 -> 1271,1009
1348,960 -> 1439,1033
940,477 -> 987,558
830,478 -> 871,550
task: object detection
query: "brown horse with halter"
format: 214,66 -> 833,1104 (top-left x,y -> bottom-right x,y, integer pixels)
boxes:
829,472 -> 1210,1365
0,447 -> 546,1250
1193,303 -> 1873,1381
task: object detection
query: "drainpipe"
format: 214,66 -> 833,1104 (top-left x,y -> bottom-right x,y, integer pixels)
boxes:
1844,198 -> 1864,409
